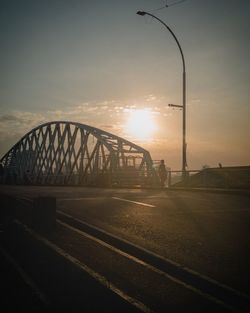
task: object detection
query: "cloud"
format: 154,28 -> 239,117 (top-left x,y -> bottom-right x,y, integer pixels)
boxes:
0,102 -> 123,156
0,111 -> 48,157
189,98 -> 202,105
0,95 -> 173,158
0,114 -> 19,122
0,112 -> 46,131
99,124 -> 114,129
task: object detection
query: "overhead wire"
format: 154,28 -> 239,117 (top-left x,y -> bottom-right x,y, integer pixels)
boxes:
167,0 -> 188,8
149,0 -> 188,13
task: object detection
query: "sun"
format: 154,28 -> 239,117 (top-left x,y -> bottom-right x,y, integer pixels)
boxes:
126,109 -> 157,140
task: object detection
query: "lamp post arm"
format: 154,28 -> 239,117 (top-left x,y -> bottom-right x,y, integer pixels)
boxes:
137,11 -> 186,73
137,11 -> 187,173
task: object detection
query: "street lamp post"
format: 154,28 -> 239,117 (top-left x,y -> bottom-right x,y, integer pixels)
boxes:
137,11 -> 187,176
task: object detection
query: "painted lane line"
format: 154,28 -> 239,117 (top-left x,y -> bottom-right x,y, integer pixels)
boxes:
58,219 -> 148,267
58,219 -> 236,312
57,210 -> 250,307
112,197 -> 156,208
0,245 -> 49,307
13,219 -> 153,313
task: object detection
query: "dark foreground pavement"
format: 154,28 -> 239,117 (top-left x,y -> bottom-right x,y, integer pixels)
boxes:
1,185 -> 250,312
1,218 -> 144,313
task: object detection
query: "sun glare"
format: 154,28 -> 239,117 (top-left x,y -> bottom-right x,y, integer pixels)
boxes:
126,109 -> 157,140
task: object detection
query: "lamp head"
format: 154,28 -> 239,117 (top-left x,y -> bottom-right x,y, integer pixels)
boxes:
136,11 -> 146,16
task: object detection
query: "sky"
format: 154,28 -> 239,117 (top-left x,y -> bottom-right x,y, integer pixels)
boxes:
0,0 -> 249,170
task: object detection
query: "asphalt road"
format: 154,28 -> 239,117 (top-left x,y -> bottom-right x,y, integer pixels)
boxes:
1,185 -> 250,312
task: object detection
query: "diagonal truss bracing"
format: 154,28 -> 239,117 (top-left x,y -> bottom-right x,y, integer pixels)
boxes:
0,121 -> 159,187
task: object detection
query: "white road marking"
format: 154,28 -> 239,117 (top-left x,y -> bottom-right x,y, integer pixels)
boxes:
57,219 -> 236,312
57,210 -> 250,303
13,220 -> 153,313
112,197 -> 156,208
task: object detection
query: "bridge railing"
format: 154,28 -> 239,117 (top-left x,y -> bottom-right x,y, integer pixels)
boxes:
167,170 -> 199,188
167,166 -> 250,189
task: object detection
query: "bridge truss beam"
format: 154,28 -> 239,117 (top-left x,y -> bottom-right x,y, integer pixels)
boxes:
0,121 -> 159,187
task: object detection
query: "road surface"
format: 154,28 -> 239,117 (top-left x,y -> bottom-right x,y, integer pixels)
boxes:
1,185 -> 249,312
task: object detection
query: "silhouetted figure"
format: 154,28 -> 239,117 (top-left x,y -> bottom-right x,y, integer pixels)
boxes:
218,163 -> 222,168
158,160 -> 167,187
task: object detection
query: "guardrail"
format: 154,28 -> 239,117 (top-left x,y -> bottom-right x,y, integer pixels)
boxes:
168,166 -> 250,189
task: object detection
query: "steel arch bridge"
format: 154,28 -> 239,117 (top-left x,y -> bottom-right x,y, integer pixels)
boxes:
0,121 -> 159,187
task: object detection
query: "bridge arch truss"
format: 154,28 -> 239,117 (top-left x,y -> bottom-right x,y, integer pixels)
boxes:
0,121 -> 159,187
